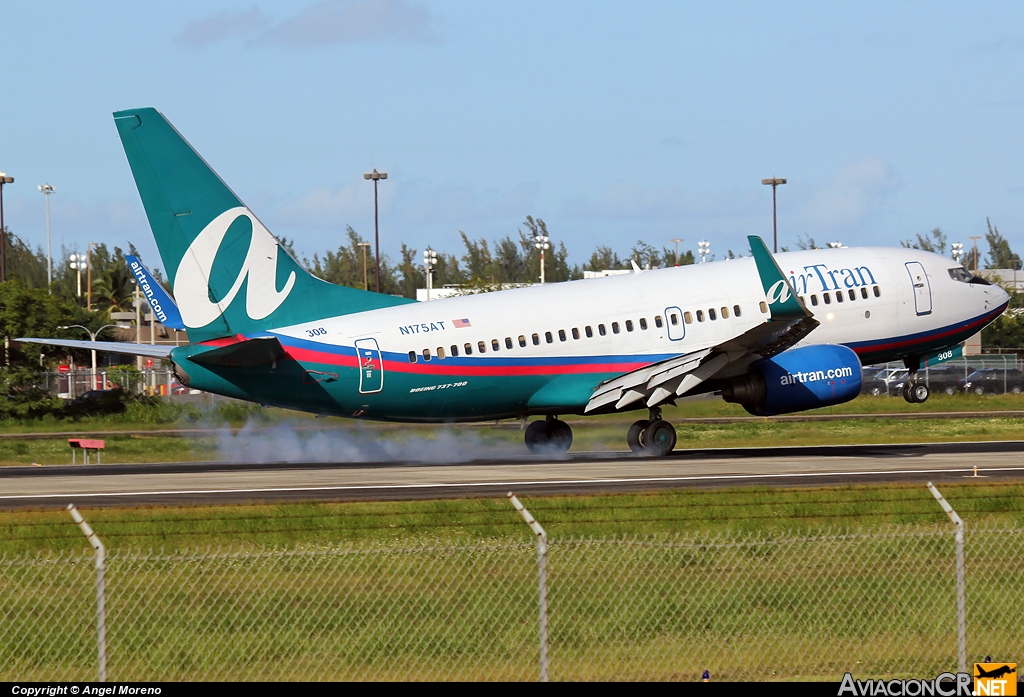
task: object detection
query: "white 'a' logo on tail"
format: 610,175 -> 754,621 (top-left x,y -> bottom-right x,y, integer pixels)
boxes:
174,207 -> 296,328
766,279 -> 791,305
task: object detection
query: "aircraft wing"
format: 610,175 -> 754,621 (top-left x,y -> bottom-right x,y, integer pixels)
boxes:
16,337 -> 175,358
585,236 -> 819,413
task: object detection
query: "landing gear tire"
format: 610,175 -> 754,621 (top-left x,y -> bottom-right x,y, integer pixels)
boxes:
911,383 -> 929,403
627,419 -> 650,453
642,419 -> 677,456
524,417 -> 573,454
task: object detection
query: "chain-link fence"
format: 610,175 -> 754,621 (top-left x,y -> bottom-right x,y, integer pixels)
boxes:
2,520 -> 1021,681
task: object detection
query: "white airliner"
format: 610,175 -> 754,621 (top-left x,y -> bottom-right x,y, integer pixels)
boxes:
19,108 -> 1010,456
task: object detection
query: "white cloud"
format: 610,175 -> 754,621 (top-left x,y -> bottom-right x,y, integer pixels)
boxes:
175,6 -> 271,48
176,1 -> 439,49
562,183 -> 762,223
268,0 -> 438,46
797,157 -> 901,235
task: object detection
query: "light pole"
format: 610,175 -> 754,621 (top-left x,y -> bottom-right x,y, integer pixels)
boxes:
951,242 -> 964,265
86,242 -> 99,311
669,238 -> 684,266
422,247 -> 437,300
968,235 -> 982,272
38,183 -> 55,291
58,324 -> 116,386
357,241 -> 371,290
698,239 -> 710,264
69,253 -> 86,298
0,171 -> 13,282
761,177 -> 787,253
363,169 -> 387,293
534,233 -> 550,283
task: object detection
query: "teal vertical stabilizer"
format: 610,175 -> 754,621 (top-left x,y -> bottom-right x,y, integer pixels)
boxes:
113,108 -> 412,343
747,235 -> 810,321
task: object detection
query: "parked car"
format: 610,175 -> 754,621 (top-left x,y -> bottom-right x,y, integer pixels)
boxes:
891,366 -> 966,397
959,368 -> 1024,395
65,389 -> 127,415
860,369 -> 889,396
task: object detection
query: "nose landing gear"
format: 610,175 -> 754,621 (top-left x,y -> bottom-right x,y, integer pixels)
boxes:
524,415 -> 573,454
626,407 -> 677,456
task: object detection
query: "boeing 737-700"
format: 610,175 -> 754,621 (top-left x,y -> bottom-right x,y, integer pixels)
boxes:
19,108 -> 1010,455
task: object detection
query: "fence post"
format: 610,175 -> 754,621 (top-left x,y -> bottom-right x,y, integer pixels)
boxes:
67,504 -> 107,682
927,483 -> 966,673
508,492 -> 549,682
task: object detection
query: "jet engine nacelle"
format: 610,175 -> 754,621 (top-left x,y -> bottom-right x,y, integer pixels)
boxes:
721,344 -> 862,416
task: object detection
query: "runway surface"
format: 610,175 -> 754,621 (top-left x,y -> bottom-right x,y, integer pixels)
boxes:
1,440 -> 1022,508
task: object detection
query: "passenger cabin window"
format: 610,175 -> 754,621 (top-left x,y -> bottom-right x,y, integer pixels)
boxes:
422,349 -> 432,361
611,322 -> 620,334
654,316 -> 664,329
505,337 -> 513,349
709,308 -> 717,320
873,286 -> 881,297
437,347 -> 446,360
625,320 -> 634,332
811,295 -> 819,306
450,345 -> 459,357
733,305 -> 742,317
640,318 -> 648,330
849,289 -> 856,301
669,312 -> 679,325
836,292 -> 844,303
598,324 -> 607,336
546,331 -> 554,344
823,293 -> 832,304
532,333 -> 540,346
408,351 -> 417,363
492,339 -> 501,351
464,343 -> 473,355
860,287 -> 868,299
572,328 -> 580,340
684,311 -> 693,324
478,341 -> 487,353
721,306 -> 729,319
696,310 -> 705,322
558,329 -> 567,342
585,326 -> 593,338
519,335 -> 527,348
759,301 -> 768,313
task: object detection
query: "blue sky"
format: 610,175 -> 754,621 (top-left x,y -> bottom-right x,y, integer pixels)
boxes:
1,1 -> 1022,271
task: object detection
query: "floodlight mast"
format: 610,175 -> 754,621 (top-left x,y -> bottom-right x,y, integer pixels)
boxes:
761,177 -> 787,253
0,171 -> 13,282
363,169 -> 388,293
39,183 -> 55,291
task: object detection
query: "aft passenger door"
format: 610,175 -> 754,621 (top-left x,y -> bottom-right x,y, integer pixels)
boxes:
354,338 -> 384,393
905,262 -> 932,315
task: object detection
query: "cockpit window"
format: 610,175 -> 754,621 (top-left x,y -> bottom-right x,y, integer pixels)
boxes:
948,267 -> 973,283
948,267 -> 992,285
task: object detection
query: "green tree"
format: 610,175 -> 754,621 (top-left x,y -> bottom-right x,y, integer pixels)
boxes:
984,218 -> 1016,269
585,245 -> 624,272
900,227 -> 948,255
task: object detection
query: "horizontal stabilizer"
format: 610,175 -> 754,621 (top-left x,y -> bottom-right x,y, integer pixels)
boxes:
16,337 -> 174,358
190,336 -> 285,367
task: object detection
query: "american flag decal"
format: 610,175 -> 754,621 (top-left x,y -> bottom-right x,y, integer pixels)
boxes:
453,318 -> 472,328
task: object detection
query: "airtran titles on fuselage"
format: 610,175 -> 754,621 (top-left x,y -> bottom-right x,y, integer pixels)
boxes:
399,321 -> 447,335
788,263 -> 877,295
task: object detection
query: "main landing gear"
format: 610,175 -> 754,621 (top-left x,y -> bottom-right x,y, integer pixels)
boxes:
525,415 -> 573,454
626,407 -> 677,456
902,358 -> 929,404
